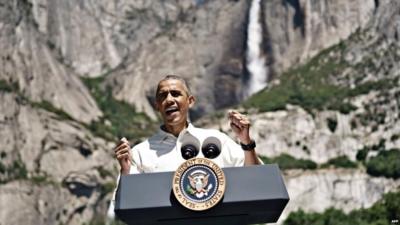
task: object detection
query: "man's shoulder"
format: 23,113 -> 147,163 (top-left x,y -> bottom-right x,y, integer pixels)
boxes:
131,139 -> 150,150
131,131 -> 163,150
190,125 -> 230,140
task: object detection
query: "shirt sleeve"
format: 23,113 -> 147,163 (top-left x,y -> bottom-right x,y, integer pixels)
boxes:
129,145 -> 142,174
220,132 -> 264,166
221,133 -> 245,167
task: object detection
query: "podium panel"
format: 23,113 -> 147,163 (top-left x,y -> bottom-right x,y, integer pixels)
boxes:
115,164 -> 289,225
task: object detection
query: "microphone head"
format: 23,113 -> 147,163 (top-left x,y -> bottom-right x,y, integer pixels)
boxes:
181,144 -> 199,160
202,143 -> 221,159
177,131 -> 201,160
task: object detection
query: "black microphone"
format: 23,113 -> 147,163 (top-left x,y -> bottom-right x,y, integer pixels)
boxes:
202,137 -> 221,159
202,143 -> 220,159
178,132 -> 201,160
181,144 -> 199,160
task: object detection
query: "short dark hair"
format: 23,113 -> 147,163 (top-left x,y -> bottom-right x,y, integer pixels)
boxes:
155,75 -> 191,96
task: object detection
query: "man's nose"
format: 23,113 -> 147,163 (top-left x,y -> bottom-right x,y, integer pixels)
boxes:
165,92 -> 174,103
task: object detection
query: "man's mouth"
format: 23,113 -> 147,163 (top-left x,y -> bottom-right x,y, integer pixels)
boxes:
165,106 -> 179,116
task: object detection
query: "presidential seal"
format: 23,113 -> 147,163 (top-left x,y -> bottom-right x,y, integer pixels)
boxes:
172,158 -> 226,211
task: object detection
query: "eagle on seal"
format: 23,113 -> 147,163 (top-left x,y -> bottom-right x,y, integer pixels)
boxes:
188,170 -> 212,198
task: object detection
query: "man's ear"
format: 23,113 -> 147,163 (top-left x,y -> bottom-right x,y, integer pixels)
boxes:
188,95 -> 195,108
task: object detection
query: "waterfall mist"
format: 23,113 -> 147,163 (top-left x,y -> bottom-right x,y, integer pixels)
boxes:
245,0 -> 268,97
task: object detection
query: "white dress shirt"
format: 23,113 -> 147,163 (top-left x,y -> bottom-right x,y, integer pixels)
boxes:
129,123 -> 245,173
108,123 -> 245,219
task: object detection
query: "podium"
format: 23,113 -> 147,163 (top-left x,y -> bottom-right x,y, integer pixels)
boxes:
114,164 -> 289,225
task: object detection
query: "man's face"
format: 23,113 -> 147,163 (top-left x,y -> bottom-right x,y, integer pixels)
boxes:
155,79 -> 195,126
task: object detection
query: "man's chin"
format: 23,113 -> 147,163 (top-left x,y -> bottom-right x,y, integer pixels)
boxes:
164,115 -> 185,126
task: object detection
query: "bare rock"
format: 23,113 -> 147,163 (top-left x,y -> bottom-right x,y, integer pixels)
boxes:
0,92 -> 117,225
278,169 -> 400,223
263,0 -> 376,73
0,1 -> 102,123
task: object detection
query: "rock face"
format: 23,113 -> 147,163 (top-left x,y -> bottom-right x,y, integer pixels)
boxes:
1,0 -> 400,224
107,0 -> 380,116
0,0 -> 102,123
17,0 -> 381,118
0,92 -> 116,225
0,177 -> 112,225
196,0 -> 400,222
204,103 -> 399,164
262,0 -> 377,74
278,169 -> 400,223
199,0 -> 400,164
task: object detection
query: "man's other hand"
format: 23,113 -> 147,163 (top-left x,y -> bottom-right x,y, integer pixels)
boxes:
114,137 -> 131,175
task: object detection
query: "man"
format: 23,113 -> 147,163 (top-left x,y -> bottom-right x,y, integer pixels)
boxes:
108,75 -> 260,218
114,75 -> 260,174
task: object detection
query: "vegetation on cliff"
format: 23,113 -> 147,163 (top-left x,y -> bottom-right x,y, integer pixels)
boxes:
82,76 -> 158,142
284,191 -> 400,225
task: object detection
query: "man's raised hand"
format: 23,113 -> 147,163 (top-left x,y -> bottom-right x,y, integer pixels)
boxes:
228,110 -> 252,144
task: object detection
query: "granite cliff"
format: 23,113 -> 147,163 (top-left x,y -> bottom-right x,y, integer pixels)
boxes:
0,0 -> 399,224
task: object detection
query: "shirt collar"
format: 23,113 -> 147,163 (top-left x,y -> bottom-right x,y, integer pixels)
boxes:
156,122 -> 195,143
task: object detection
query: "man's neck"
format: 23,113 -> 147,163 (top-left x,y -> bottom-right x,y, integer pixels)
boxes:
163,122 -> 188,137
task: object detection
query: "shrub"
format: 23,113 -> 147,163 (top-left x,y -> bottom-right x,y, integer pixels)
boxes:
259,154 -> 317,170
321,155 -> 358,169
284,191 -> 400,225
243,40 -> 397,116
327,117 -> 338,133
0,80 -> 19,93
243,43 -> 350,114
0,159 -> 28,183
0,161 -> 6,174
366,149 -> 400,179
100,181 -> 115,195
391,134 -> 400,142
30,100 -> 73,121
356,147 -> 370,162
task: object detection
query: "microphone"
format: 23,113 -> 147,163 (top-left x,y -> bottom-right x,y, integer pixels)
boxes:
178,132 -> 222,160
181,144 -> 199,160
202,137 -> 221,159
178,132 -> 201,160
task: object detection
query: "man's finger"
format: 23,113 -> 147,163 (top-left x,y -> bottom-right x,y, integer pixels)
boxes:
230,122 -> 241,133
116,152 -> 130,160
117,137 -> 129,145
229,111 -> 247,120
239,118 -> 250,125
115,147 -> 130,155
235,117 -> 249,128
231,117 -> 241,127
228,109 -> 240,117
114,143 -> 130,153
114,143 -> 129,152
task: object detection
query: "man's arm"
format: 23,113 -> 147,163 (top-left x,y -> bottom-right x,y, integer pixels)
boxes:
228,110 -> 261,166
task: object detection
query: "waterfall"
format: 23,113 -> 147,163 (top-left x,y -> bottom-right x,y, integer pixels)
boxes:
245,0 -> 268,97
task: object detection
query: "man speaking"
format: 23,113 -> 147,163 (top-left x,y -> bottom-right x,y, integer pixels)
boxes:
114,75 -> 260,174
108,75 -> 260,218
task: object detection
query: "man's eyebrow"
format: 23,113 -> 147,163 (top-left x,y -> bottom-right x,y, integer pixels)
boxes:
157,88 -> 170,93
156,88 -> 184,96
156,91 -> 167,97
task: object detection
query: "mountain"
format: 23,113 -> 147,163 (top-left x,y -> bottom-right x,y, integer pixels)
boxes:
0,0 -> 399,224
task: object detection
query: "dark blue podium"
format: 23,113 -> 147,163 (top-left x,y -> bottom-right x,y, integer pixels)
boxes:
115,164 -> 289,225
